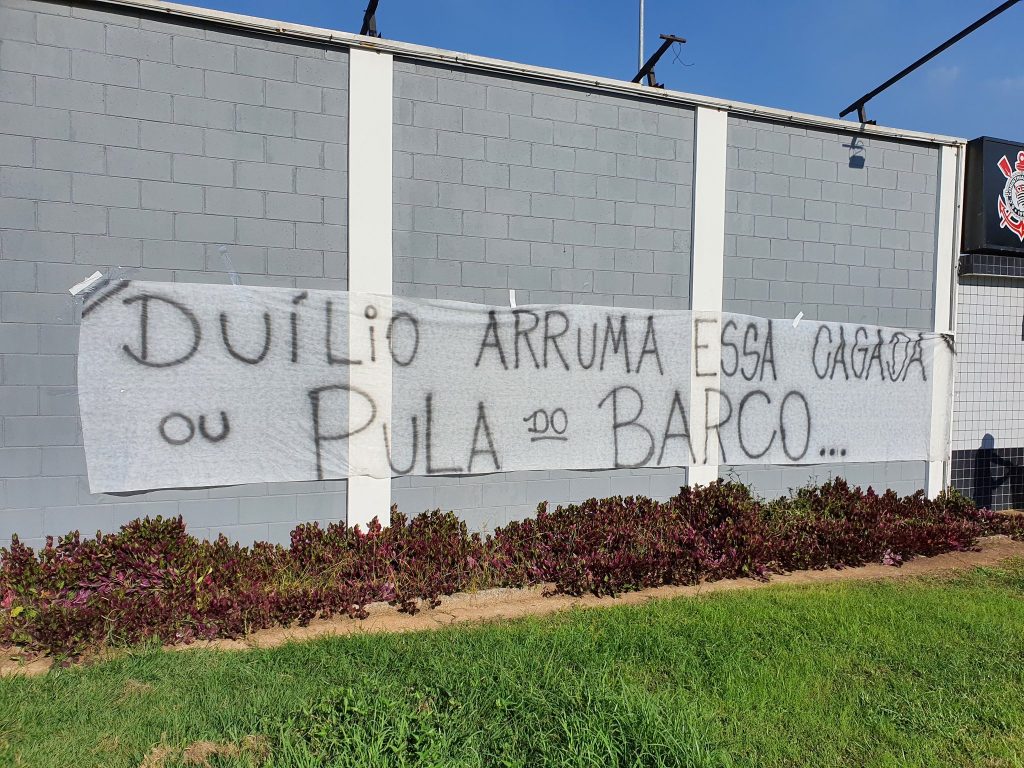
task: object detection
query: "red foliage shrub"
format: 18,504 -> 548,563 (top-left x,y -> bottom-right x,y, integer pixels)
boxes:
0,480 -> 1001,660
759,482 -> 997,571
986,510 -> 1024,542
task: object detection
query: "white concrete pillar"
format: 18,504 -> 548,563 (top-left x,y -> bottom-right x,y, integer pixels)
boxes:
926,143 -> 963,498
687,106 -> 728,486
346,47 -> 393,527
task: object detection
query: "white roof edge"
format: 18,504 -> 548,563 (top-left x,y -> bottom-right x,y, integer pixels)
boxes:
93,0 -> 967,147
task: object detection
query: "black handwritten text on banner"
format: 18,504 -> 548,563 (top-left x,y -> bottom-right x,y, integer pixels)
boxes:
77,282 -> 953,493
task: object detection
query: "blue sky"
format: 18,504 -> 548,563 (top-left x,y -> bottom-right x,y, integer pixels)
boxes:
203,0 -> 1022,141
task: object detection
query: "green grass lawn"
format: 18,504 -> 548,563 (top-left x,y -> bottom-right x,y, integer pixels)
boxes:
2,562 -> 1024,768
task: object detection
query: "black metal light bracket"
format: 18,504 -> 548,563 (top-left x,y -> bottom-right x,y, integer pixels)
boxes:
631,34 -> 686,88
360,0 -> 381,37
839,0 -> 1019,124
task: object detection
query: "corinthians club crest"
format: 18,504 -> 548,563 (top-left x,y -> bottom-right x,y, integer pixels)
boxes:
997,150 -> 1024,242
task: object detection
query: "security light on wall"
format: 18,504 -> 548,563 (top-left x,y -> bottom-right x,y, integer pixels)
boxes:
844,138 -> 866,169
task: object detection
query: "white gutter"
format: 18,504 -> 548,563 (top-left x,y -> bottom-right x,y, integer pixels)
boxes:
90,0 -> 967,147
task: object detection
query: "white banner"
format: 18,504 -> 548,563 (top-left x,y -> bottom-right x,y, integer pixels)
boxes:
77,281 -> 953,493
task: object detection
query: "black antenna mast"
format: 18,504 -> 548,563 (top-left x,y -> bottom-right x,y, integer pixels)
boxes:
840,0 -> 1019,124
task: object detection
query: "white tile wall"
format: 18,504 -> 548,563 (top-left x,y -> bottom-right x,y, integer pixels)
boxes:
953,276 -> 1024,452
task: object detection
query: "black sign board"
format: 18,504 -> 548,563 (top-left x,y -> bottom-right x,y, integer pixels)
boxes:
963,136 -> 1024,256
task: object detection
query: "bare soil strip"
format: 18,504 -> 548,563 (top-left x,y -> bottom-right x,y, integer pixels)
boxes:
4,535 -> 1023,678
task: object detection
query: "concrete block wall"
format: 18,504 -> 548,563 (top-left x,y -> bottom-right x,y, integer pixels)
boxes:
1,0 -> 955,543
722,117 -> 938,328
719,116 -> 940,499
392,60 -> 693,310
389,59 -> 694,530
0,0 -> 350,547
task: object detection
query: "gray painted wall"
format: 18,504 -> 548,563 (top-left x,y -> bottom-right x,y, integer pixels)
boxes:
0,0 -> 349,547
390,59 -> 694,530
719,116 -> 939,499
1,0 -> 949,545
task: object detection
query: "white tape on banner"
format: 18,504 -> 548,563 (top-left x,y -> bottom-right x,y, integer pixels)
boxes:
77,281 -> 953,493
69,271 -> 105,296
